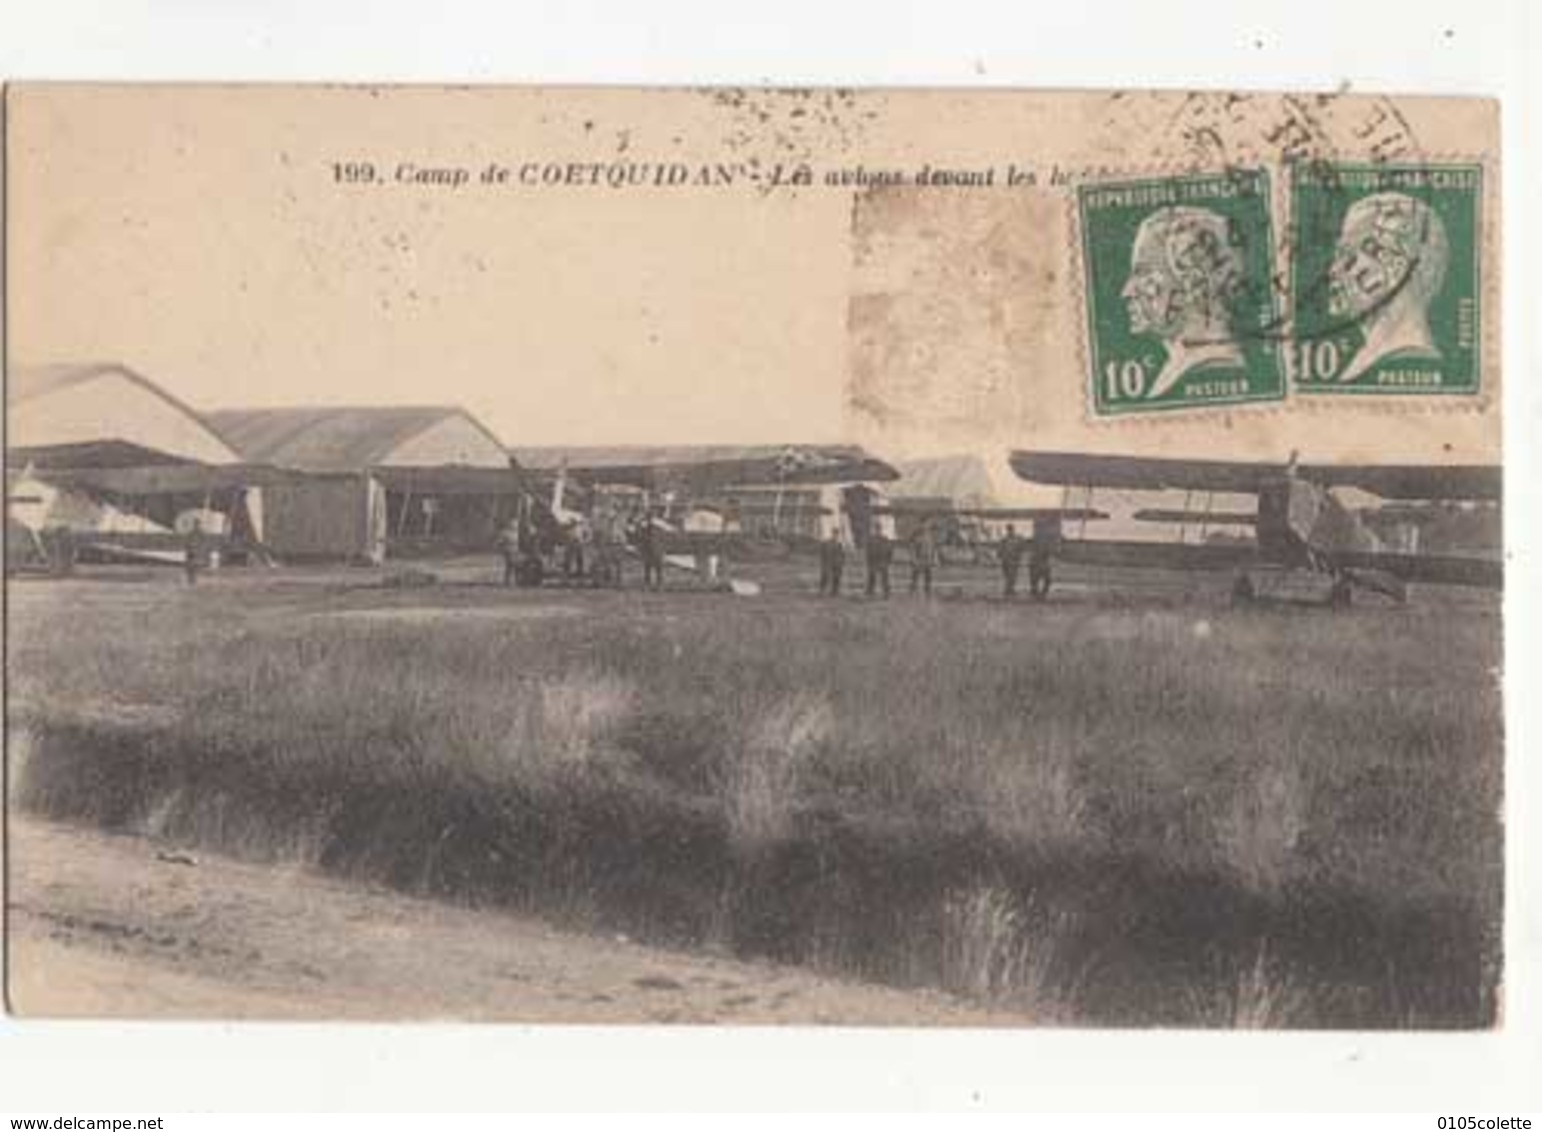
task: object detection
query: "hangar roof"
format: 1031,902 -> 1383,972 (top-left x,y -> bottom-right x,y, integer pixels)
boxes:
8,361 -> 243,466
206,406 -> 512,472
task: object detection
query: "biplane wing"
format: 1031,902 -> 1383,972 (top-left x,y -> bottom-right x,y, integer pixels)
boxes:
71,533 -> 212,567
1054,537 -> 1500,586
875,501 -> 1109,523
511,444 -> 899,491
1132,508 -> 1258,526
1054,538 -> 1261,572
7,459 -> 286,571
1009,451 -> 1501,502
956,506 -> 1107,523
1294,465 -> 1502,502
1010,449 -> 1502,596
1010,451 -> 1280,494
27,462 -> 301,496
1333,549 -> 1503,588
7,439 -> 196,471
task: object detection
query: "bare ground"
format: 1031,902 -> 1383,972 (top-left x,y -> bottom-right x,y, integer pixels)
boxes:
5,816 -> 1024,1024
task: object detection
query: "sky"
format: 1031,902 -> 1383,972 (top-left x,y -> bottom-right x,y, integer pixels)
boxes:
7,84 -> 1502,466
8,85 -> 853,449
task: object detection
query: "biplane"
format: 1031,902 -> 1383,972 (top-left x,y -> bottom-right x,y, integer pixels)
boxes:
6,441 -> 294,573
1007,450 -> 1502,605
511,444 -> 899,494
506,444 -> 901,591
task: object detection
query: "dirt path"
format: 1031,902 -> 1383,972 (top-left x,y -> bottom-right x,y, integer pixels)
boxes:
6,817 -> 1023,1024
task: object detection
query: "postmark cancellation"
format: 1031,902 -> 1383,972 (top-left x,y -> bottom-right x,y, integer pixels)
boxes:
1076,169 -> 1285,417
1288,162 -> 1484,397
1074,157 -> 1487,418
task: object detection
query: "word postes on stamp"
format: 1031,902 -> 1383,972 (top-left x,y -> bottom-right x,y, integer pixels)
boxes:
1289,162 -> 1483,396
1077,169 -> 1285,417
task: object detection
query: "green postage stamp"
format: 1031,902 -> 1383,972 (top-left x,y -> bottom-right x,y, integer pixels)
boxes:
1077,170 -> 1284,416
1289,162 -> 1483,395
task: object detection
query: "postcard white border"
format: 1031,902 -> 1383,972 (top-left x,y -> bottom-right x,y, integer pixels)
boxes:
1,0 -> 1537,1113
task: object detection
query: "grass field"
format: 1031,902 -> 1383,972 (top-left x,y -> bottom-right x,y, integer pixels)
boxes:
5,559 -> 1505,1026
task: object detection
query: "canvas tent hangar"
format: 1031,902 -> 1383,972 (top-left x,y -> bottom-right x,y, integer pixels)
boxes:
883,452 -> 1071,542
205,405 -> 521,563
888,453 -> 1010,511
5,362 -> 272,563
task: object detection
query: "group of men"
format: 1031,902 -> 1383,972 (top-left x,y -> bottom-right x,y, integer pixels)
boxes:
496,492 -> 1064,599
496,509 -> 668,590
818,519 -> 1059,600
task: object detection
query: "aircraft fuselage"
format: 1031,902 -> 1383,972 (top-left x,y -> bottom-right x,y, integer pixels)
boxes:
1255,476 -> 1383,574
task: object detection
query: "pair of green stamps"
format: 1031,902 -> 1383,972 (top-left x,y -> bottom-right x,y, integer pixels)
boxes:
1077,163 -> 1483,416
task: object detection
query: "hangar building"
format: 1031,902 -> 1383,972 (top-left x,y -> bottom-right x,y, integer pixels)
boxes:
7,362 -> 267,560
205,406 -> 520,563
10,362 -> 243,467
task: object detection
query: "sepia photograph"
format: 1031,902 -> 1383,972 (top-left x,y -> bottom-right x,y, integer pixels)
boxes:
4,82 -> 1505,1033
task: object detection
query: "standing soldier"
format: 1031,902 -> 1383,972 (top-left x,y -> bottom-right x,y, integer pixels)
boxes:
561,518 -> 590,581
818,528 -> 846,596
496,520 -> 521,587
636,512 -> 665,591
593,509 -> 626,589
183,518 -> 205,587
998,523 -> 1025,599
515,512 -> 545,587
45,526 -> 77,577
908,521 -> 938,597
1230,571 -> 1257,607
1028,516 -> 1062,601
865,525 -> 894,599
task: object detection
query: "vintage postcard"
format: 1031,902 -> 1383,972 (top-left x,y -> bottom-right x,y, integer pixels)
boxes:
3,84 -> 1502,1027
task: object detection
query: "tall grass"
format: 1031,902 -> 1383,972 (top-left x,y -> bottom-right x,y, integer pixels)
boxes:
534,671 -> 638,770
722,692 -> 833,850
5,580 -> 1504,1025
941,885 -> 1078,1020
1228,945 -> 1311,1029
1184,943 -> 1312,1028
1217,761 -> 1308,896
